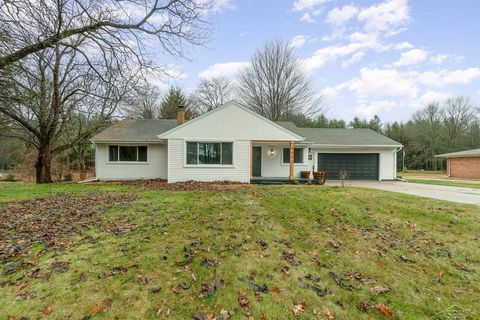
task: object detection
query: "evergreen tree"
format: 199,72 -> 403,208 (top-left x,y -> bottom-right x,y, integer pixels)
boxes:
159,87 -> 196,119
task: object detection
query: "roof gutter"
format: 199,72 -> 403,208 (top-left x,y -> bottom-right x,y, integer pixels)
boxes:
91,139 -> 167,144
309,144 -> 403,148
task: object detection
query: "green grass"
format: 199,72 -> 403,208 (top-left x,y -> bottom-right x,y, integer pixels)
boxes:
1,183 -> 479,319
408,179 -> 480,189
0,182 -> 133,202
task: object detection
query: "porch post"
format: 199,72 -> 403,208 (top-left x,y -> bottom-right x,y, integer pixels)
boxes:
289,141 -> 294,181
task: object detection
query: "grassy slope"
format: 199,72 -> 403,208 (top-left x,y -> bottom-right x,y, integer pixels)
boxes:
1,183 -> 479,319
407,179 -> 480,189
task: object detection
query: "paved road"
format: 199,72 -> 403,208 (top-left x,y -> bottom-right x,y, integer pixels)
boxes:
326,180 -> 480,206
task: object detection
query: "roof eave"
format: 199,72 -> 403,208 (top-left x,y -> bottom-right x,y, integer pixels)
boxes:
92,139 -> 165,144
435,154 -> 480,158
309,144 -> 402,148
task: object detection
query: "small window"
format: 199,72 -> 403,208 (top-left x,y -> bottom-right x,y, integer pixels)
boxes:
186,142 -> 233,165
108,145 -> 147,162
186,142 -> 198,165
283,148 -> 304,164
138,146 -> 148,162
222,143 -> 233,165
109,146 -> 118,162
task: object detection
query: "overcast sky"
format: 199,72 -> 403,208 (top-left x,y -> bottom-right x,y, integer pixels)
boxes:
153,0 -> 480,122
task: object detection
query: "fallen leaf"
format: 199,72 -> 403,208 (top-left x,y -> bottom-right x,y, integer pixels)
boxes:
270,287 -> 280,296
281,265 -> 291,275
323,308 -> 334,319
293,302 -> 306,316
101,298 -> 112,310
370,286 -> 391,295
88,305 -> 103,314
42,305 -> 53,315
329,239 -> 343,250
376,303 -> 393,318
239,295 -> 250,306
220,309 -> 231,318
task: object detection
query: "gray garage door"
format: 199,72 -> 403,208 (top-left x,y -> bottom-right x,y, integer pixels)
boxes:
317,153 -> 379,180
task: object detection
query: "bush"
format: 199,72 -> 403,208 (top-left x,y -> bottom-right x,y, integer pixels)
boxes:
64,172 -> 73,181
4,173 -> 16,182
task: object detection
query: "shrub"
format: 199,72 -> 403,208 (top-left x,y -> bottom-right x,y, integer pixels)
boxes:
64,172 -> 73,181
4,173 -> 16,182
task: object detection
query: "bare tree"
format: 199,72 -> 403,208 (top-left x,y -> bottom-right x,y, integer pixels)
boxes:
0,0 -> 212,183
441,96 -> 475,150
0,42 -> 134,183
238,40 -> 322,121
123,84 -> 162,119
0,0 -> 212,69
410,103 -> 444,170
191,77 -> 232,113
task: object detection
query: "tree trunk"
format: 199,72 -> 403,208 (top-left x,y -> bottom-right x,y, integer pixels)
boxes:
79,158 -> 86,180
35,143 -> 53,183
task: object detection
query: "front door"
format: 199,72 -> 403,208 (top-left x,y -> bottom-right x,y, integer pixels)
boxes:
252,146 -> 262,177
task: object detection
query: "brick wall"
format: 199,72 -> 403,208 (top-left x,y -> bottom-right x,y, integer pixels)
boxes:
449,157 -> 480,179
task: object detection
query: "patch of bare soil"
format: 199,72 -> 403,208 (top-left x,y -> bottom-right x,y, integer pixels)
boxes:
112,179 -> 248,191
0,193 -> 134,262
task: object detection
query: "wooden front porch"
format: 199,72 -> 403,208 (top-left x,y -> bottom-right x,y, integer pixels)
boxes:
250,140 -> 299,182
250,177 -> 321,185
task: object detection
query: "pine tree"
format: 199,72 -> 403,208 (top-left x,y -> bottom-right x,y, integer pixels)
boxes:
160,87 -> 189,119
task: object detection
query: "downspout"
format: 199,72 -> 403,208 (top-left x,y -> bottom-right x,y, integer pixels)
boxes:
394,145 -> 405,181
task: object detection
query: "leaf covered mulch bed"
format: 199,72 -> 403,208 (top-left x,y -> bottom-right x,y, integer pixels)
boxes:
110,179 -> 248,191
0,193 -> 135,262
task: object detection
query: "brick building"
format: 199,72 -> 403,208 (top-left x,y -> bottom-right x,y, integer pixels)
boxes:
436,149 -> 480,179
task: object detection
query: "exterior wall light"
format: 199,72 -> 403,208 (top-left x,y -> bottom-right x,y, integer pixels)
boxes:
268,149 -> 276,157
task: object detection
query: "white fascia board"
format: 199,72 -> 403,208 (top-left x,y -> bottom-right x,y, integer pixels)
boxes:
310,144 -> 402,149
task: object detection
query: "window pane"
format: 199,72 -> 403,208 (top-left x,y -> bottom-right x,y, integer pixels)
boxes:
109,146 -> 118,162
199,142 -> 221,164
186,142 -> 198,164
294,148 -> 304,163
138,146 -> 147,162
119,146 -> 137,161
283,148 -> 290,163
283,148 -> 303,163
221,143 -> 233,165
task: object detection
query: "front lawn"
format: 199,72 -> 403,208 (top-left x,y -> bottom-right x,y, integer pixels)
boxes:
1,182 -> 479,319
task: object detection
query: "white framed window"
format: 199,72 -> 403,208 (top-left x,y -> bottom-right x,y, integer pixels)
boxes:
186,142 -> 233,165
282,148 -> 305,164
108,145 -> 147,162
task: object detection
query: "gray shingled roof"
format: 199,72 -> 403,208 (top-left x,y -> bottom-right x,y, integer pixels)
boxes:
436,149 -> 480,158
92,119 -> 177,142
92,118 -> 401,147
276,122 -> 402,146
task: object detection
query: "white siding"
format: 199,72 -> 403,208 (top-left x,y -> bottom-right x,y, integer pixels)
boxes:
95,143 -> 167,180
256,144 -> 310,178
168,139 -> 250,183
311,147 -> 398,180
161,102 -> 303,142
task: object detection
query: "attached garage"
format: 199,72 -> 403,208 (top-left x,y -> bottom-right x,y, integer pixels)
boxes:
274,126 -> 402,181
318,153 -> 379,180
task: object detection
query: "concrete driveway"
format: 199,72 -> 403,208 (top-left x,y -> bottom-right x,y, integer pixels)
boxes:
326,180 -> 480,206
